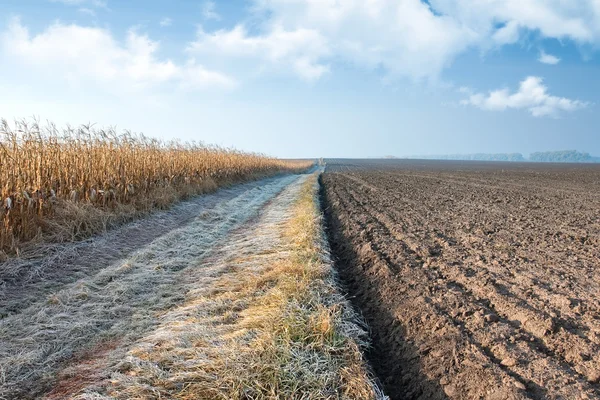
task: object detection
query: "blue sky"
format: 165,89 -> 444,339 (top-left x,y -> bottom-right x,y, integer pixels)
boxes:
0,0 -> 599,158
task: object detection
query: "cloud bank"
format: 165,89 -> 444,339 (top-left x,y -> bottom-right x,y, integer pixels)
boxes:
1,1 -> 596,117
185,0 -> 600,82
1,18 -> 236,91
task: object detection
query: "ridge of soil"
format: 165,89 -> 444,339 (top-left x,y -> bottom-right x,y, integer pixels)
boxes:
320,160 -> 600,400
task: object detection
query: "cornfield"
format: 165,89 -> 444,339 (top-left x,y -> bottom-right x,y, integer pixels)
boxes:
0,119 -> 312,256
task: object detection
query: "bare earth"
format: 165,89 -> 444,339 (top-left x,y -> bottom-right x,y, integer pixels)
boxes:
0,173 -> 304,399
321,159 -> 600,400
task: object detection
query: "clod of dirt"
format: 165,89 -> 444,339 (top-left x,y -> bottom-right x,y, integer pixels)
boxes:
443,384 -> 457,397
485,313 -> 500,323
587,370 -> 600,383
500,357 -> 518,367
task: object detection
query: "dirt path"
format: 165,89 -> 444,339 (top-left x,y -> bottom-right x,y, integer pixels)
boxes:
0,173 -> 306,399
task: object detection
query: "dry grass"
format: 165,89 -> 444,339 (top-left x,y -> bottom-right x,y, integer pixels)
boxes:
186,173 -> 383,399
0,118 -> 312,257
233,172 -> 383,399
71,172 -> 384,400
0,174 -> 301,399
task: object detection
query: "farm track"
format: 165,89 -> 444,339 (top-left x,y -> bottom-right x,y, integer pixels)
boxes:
0,173 -> 304,399
321,160 -> 600,400
0,174 -> 299,317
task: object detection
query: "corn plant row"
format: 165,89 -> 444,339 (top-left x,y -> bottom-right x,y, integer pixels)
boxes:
0,119 -> 311,255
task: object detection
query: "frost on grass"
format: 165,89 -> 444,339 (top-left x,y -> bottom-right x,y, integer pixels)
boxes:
0,174 -> 299,399
0,175 -> 295,316
69,173 -> 383,399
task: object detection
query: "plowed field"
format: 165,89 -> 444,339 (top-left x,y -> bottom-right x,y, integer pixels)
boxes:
321,160 -> 600,400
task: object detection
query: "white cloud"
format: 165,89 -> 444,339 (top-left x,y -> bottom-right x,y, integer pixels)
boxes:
188,24 -> 331,81
461,76 -> 586,117
1,18 -> 235,91
427,0 -> 594,43
182,60 -> 237,89
202,1 -> 221,21
187,1 -> 479,82
538,50 -> 561,65
491,21 -> 521,45
184,0 -> 600,83
159,17 -> 172,27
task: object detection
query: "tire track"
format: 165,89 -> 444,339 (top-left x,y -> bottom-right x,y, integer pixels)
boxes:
0,173 -> 303,399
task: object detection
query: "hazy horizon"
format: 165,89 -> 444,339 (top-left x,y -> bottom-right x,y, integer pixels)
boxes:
1,1 -> 600,158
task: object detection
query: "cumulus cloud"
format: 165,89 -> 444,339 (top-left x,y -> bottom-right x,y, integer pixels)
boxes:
461,76 -> 587,117
428,0 -> 595,43
1,18 -> 236,90
538,50 -> 561,65
188,24 -> 331,81
185,0 -> 600,82
17,1 -> 600,95
188,1 -> 476,81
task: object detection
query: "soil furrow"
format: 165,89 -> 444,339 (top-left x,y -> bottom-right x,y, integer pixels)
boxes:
341,181 -> 595,397
341,172 -> 600,376
321,160 -> 600,400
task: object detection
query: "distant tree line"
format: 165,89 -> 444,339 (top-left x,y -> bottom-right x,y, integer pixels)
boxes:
528,150 -> 595,163
409,153 -> 525,161
444,153 -> 525,161
407,150 -> 599,163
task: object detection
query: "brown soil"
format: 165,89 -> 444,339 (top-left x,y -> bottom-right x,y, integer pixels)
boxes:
320,159 -> 600,400
44,339 -> 121,400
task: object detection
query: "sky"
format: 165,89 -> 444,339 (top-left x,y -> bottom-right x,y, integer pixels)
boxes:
0,0 -> 599,158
